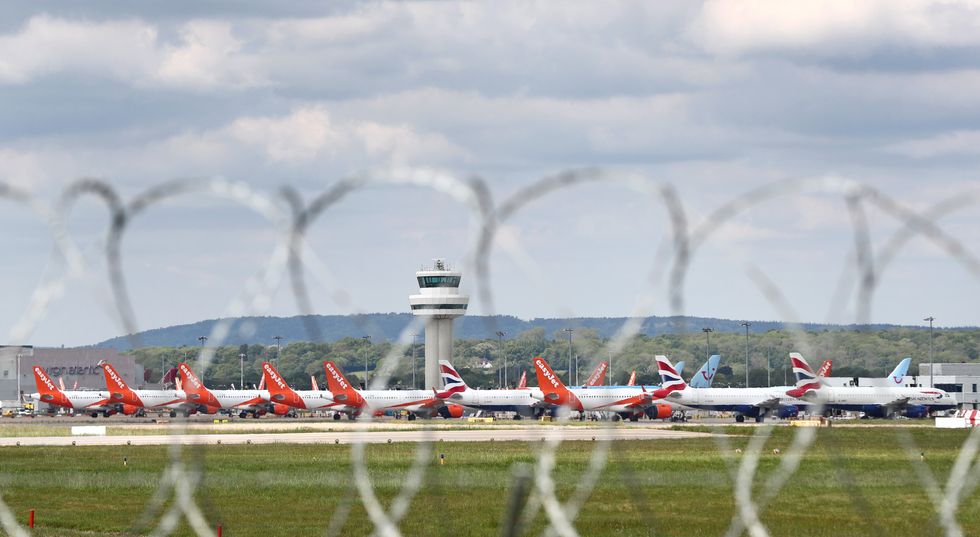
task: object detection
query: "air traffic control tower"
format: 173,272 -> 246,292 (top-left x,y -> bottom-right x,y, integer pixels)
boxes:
409,259 -> 468,389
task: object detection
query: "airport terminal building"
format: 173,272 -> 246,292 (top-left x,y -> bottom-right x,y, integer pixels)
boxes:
0,346 -> 142,407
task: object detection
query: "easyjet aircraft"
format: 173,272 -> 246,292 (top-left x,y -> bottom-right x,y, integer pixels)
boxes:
321,361 -> 464,420
100,361 -> 191,417
579,361 -> 608,387
28,366 -> 119,417
516,370 -> 527,389
177,363 -> 285,418
260,361 -> 335,412
532,357 -> 679,421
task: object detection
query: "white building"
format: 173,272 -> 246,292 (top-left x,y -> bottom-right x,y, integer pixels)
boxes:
409,260 -> 468,390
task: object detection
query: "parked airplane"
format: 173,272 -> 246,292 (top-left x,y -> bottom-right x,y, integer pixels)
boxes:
516,370 -> 527,389
786,353 -> 956,418
100,362 -> 190,417
688,355 -> 720,389
533,357 -> 677,421
178,363 -> 281,418
28,366 -> 118,417
438,360 -> 552,418
260,361 -> 335,413
581,361 -> 608,387
654,355 -> 804,422
321,361 -> 464,420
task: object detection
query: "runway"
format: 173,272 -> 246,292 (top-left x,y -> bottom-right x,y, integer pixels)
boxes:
0,426 -> 714,446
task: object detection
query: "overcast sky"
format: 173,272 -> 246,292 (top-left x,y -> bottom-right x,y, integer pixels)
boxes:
1,1 -> 977,346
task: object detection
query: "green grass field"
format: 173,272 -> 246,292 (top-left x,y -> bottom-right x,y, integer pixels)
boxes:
1,427 -> 978,536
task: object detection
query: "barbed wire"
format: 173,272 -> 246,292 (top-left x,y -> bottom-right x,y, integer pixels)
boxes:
0,171 -> 978,537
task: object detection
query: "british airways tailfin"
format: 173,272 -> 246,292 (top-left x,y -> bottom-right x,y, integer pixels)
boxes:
654,355 -> 687,395
438,360 -> 468,396
786,353 -> 821,398
688,355 -> 720,388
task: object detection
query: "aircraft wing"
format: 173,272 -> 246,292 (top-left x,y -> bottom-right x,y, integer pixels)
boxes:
754,397 -> 782,409
883,397 -> 911,410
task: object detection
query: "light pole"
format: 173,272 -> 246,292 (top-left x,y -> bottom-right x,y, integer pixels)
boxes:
924,316 -> 935,388
362,335 -> 371,386
197,336 -> 207,382
238,352 -> 246,389
608,349 -> 613,386
766,344 -> 771,387
563,328 -> 574,385
273,336 -> 283,368
496,331 -> 506,388
741,322 -> 751,388
411,332 -> 418,390
15,351 -> 21,406
702,327 -> 713,364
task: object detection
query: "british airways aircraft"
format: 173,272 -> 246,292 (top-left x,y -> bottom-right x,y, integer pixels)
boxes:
786,353 -> 956,418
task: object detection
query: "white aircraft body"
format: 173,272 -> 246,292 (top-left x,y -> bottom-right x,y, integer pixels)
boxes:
654,355 -> 806,422
101,362 -> 190,416
532,357 -> 680,420
261,362 -> 335,411
321,361 -> 464,420
28,366 -> 119,417
178,363 -> 283,418
787,353 -> 957,418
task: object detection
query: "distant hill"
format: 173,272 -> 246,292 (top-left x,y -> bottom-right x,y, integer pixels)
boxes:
91,313 -> 953,351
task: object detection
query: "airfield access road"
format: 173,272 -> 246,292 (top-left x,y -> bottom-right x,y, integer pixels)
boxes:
0,425 -> 713,446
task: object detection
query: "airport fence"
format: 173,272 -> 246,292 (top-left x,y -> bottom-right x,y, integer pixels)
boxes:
0,172 -> 978,537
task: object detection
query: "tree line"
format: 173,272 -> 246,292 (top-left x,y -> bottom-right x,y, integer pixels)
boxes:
126,327 -> 979,390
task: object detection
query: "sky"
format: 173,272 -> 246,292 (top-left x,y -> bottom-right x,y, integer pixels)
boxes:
0,1 -> 977,347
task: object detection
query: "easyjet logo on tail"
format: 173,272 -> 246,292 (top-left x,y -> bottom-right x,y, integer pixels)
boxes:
535,359 -> 560,389
35,366 -> 57,392
324,362 -> 349,391
179,364 -> 203,390
263,363 -> 288,390
104,364 -> 127,390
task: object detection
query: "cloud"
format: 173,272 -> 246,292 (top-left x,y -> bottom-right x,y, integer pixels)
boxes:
0,15 -> 158,84
0,148 -> 46,190
148,105 -> 468,176
0,15 -> 266,90
690,0 -> 980,58
886,129 -> 980,159
157,20 -> 267,90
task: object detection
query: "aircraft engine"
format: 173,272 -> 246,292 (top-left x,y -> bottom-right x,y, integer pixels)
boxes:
644,404 -> 673,419
903,405 -> 929,419
777,405 -> 799,419
438,404 -> 465,419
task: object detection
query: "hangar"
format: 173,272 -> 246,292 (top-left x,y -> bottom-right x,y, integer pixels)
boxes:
0,346 -> 142,408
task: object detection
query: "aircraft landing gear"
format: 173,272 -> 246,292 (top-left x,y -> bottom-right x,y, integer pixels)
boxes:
629,414 -> 640,422
735,414 -> 745,423
755,415 -> 765,423
407,413 -> 417,421
333,413 -> 342,421
239,411 -> 248,419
